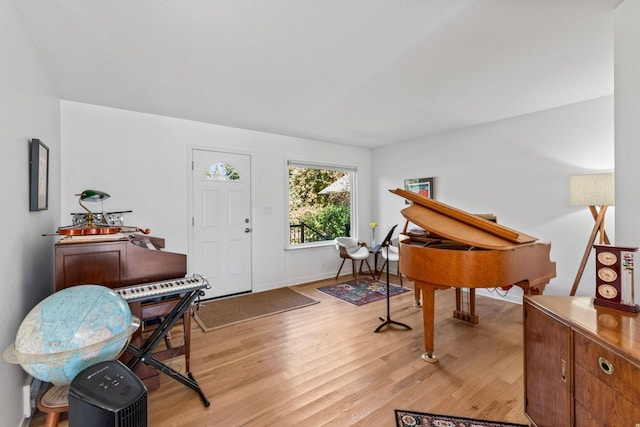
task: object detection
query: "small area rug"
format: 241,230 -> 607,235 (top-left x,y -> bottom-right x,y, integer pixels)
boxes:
317,277 -> 409,306
193,287 -> 319,331
395,410 -> 528,427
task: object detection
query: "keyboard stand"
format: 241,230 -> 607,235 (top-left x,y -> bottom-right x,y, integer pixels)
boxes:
126,288 -> 211,407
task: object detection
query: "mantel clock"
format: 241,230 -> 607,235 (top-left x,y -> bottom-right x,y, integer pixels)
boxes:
593,245 -> 639,312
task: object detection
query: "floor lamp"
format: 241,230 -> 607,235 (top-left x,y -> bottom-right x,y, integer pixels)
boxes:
569,173 -> 614,296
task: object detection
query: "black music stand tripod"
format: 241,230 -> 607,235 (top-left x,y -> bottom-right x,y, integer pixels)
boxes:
374,225 -> 412,333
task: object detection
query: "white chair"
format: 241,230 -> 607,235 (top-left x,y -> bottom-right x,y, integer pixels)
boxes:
334,237 -> 376,281
376,242 -> 403,286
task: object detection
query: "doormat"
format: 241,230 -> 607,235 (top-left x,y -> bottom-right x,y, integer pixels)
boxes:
395,410 -> 528,427
317,278 -> 409,306
193,287 -> 319,332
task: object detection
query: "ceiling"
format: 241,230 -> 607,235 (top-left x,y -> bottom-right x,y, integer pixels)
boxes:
14,0 -> 620,148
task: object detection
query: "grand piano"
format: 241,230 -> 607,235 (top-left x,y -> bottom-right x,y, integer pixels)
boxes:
391,188 -> 556,363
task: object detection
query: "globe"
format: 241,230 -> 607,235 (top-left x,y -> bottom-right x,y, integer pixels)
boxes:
3,285 -> 140,385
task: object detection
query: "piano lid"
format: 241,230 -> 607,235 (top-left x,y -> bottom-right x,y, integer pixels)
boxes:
390,188 -> 538,250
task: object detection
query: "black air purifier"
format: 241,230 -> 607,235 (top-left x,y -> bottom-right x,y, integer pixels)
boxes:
69,360 -> 147,427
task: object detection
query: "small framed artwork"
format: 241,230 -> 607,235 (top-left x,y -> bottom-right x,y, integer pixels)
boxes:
29,138 -> 49,211
404,177 -> 434,204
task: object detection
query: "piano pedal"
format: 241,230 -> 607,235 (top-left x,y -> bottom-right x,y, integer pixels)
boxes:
452,310 -> 479,325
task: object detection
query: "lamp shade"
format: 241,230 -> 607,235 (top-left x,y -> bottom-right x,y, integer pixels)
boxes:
76,189 -> 110,202
570,173 -> 614,206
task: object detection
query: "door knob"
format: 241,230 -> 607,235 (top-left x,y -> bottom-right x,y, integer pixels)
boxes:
245,228 -> 252,233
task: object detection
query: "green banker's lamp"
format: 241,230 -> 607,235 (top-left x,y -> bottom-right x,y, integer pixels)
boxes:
76,189 -> 110,227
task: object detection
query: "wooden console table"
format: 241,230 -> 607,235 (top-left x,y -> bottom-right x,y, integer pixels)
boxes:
524,295 -> 640,426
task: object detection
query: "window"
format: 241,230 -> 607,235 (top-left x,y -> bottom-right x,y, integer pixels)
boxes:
203,162 -> 241,181
287,160 -> 355,247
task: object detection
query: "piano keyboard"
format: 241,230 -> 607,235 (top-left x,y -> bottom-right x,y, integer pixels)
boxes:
114,275 -> 209,302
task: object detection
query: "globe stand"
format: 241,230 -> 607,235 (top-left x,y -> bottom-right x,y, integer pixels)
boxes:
374,225 -> 412,333
37,384 -> 69,427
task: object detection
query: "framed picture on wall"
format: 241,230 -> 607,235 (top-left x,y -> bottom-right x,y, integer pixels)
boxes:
404,177 -> 434,204
29,138 -> 49,211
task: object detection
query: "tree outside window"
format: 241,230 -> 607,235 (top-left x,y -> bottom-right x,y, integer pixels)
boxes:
288,162 -> 354,246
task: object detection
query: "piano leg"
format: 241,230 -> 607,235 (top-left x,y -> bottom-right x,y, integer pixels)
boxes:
415,281 -> 448,363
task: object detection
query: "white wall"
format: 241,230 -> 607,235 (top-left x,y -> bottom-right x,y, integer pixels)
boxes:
0,0 -> 61,425
372,96 -> 614,300
60,101 -> 372,291
614,1 -> 640,249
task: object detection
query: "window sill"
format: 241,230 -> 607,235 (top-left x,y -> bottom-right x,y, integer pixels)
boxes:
286,240 -> 336,251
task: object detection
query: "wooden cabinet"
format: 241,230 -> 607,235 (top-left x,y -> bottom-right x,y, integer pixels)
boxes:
523,299 -> 572,426
524,296 -> 640,426
55,235 -> 186,290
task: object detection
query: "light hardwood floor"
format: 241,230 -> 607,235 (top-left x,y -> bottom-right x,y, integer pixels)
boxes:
30,276 -> 531,426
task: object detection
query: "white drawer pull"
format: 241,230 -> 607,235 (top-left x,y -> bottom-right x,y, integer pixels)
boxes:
599,356 -> 613,375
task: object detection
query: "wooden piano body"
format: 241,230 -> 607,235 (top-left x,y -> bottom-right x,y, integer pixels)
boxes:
54,234 -> 188,390
391,188 -> 556,362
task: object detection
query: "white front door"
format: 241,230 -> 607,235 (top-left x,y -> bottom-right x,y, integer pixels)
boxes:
191,149 -> 252,299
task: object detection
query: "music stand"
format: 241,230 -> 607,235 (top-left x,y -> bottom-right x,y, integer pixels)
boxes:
374,225 -> 412,333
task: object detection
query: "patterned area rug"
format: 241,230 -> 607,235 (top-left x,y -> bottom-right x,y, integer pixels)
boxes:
193,287 -> 319,331
395,410 -> 529,427
317,278 -> 410,306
